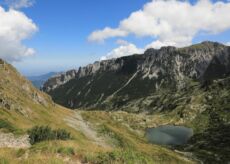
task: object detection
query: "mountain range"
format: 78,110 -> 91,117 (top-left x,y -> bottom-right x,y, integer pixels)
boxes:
43,41 -> 230,111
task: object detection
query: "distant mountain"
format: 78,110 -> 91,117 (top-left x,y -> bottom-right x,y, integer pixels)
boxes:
28,72 -> 57,89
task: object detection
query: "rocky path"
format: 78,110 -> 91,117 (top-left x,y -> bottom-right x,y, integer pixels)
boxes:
64,111 -> 109,148
0,133 -> 30,148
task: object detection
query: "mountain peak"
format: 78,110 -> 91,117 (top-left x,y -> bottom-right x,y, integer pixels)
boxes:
144,46 -> 177,55
200,41 -> 223,45
183,41 -> 225,50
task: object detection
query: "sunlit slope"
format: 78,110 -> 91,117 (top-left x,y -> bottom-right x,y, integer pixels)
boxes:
0,59 -> 108,163
0,59 -> 68,131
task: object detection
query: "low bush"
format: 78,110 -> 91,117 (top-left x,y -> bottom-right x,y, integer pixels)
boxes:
27,126 -> 71,144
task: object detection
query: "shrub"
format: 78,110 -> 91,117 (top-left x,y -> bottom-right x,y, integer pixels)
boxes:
27,126 -> 71,144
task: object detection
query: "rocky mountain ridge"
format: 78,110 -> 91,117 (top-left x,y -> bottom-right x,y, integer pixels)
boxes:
42,41 -> 230,111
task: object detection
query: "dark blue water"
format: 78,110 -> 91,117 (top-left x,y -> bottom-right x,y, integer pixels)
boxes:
146,125 -> 193,145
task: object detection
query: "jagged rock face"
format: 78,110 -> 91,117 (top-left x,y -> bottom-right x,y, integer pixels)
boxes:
43,70 -> 78,92
43,42 -> 230,111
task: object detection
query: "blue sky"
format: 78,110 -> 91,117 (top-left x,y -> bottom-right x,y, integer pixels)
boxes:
12,0 -> 150,75
0,0 -> 230,76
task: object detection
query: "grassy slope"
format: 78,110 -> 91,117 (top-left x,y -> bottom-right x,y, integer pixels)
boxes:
81,111 -> 194,164
0,62 -> 194,163
0,62 -> 105,163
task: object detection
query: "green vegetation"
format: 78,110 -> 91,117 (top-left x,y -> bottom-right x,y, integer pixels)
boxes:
0,119 -> 15,132
15,149 -> 26,158
57,147 -> 75,155
86,149 -> 154,164
0,158 -> 9,164
81,111 -> 194,164
27,126 -> 71,144
98,124 -> 128,147
186,123 -> 230,163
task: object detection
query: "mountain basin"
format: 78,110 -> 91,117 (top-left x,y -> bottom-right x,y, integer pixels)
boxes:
146,125 -> 193,145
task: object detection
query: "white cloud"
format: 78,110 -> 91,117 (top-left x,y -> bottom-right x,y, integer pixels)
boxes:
0,6 -> 37,62
5,0 -> 35,9
88,27 -> 127,43
102,40 -> 178,61
100,42 -> 144,60
116,39 -> 129,45
89,0 -> 230,47
145,40 -> 177,49
226,42 -> 230,46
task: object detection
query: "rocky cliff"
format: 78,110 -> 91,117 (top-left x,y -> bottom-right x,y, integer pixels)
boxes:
43,41 -> 230,111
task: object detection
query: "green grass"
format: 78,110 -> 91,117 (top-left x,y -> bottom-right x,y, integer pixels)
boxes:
98,124 -> 128,147
0,119 -> 15,132
81,111 -> 194,164
0,158 -> 9,164
86,149 -> 155,164
57,147 -> 75,156
15,149 -> 26,158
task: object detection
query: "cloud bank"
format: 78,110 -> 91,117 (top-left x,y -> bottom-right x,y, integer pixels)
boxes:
0,6 -> 37,62
89,0 -> 230,59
